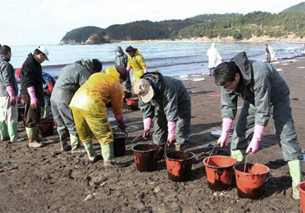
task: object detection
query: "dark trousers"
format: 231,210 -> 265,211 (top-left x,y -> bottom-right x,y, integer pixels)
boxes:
21,94 -> 41,128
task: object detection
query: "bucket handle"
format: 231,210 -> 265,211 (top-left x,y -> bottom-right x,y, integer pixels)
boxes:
164,143 -> 169,159
206,143 -> 218,167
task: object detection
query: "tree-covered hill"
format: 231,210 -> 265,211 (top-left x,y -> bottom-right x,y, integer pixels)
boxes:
60,26 -> 103,44
60,2 -> 305,44
281,2 -> 305,13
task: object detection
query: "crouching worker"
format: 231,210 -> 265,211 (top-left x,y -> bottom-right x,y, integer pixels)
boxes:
69,66 -> 127,166
134,72 -> 191,158
51,59 -> 102,152
213,52 -> 303,199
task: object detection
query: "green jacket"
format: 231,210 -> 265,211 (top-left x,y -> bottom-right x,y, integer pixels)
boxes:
139,72 -> 191,122
221,52 -> 290,126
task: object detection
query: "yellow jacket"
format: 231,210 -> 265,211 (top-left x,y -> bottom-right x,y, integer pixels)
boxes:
69,66 -> 124,115
127,49 -> 147,82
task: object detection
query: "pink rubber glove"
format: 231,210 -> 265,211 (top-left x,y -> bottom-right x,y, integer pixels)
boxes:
144,117 -> 152,130
126,66 -> 131,72
6,86 -> 16,106
246,125 -> 265,155
27,86 -> 37,109
218,118 -> 233,147
167,121 -> 176,146
144,68 -> 148,74
143,117 -> 152,139
115,114 -> 125,131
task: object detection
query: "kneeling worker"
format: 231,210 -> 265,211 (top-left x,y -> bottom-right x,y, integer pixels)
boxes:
69,66 -> 127,166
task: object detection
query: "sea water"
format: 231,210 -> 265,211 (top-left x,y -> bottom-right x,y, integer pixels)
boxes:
9,41 -> 305,77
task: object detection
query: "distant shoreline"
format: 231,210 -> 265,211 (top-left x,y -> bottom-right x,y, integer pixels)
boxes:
117,36 -> 305,44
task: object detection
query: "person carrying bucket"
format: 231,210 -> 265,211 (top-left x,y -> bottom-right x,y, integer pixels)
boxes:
125,46 -> 148,85
213,52 -> 303,200
69,66 -> 127,166
51,59 -> 102,152
133,72 -> 191,158
0,45 -> 18,142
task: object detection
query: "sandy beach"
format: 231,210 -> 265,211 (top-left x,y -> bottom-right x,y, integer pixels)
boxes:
0,57 -> 305,212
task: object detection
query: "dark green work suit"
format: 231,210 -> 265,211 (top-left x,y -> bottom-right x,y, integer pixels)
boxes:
221,52 -> 302,161
139,72 -> 191,146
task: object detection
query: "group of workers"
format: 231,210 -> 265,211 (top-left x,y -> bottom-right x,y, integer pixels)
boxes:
0,43 -> 302,199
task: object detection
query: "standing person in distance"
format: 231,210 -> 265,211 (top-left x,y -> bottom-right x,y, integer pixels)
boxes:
115,46 -> 131,93
125,46 -> 148,85
0,45 -> 18,142
265,44 -> 275,63
20,45 -> 49,148
207,42 -> 223,76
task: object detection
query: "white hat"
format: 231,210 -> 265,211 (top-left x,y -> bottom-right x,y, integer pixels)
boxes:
37,45 -> 49,61
133,79 -> 154,103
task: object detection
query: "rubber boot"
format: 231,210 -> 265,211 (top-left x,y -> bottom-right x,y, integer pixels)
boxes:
231,149 -> 246,164
0,121 -> 9,141
59,134 -> 71,151
7,123 -> 18,142
26,127 -> 43,148
43,105 -> 51,118
70,134 -> 85,153
83,141 -> 100,162
34,125 -> 47,142
288,160 -> 302,200
101,143 -> 116,166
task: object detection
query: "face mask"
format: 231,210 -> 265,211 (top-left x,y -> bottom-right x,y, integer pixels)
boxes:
116,52 -> 121,56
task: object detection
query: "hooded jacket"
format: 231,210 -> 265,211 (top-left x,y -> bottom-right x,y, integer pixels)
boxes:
0,56 -> 18,97
127,49 -> 147,81
139,72 -> 190,122
69,66 -> 124,116
207,43 -> 223,69
221,52 -> 290,126
20,53 -> 44,104
114,46 -> 128,68
51,60 -> 94,104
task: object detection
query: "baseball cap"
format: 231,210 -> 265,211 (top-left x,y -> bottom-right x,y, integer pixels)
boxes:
37,45 -> 49,61
133,79 -> 154,103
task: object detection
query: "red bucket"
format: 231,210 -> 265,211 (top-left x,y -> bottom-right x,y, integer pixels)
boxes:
203,155 -> 237,191
113,131 -> 128,157
38,118 -> 54,137
166,151 -> 195,182
234,163 -> 270,199
126,97 -> 139,111
131,144 -> 158,172
298,181 -> 305,212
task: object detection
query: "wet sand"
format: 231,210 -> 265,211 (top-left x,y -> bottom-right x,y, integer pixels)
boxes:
0,57 -> 305,212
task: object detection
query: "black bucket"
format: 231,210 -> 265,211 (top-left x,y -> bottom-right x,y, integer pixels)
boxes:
18,106 -> 25,122
38,118 -> 54,137
113,131 -> 128,157
131,144 -> 158,172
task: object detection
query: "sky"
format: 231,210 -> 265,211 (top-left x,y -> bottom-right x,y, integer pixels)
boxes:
0,0 -> 304,45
